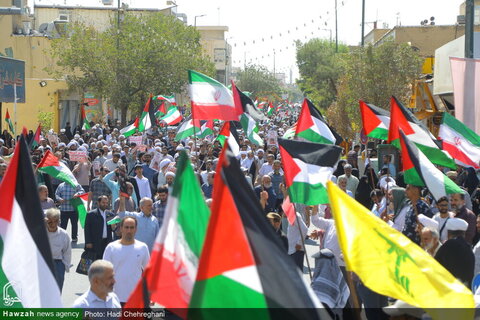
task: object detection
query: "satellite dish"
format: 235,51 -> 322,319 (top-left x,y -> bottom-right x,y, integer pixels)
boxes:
39,23 -> 48,33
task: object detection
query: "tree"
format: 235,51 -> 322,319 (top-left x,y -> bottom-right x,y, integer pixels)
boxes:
295,39 -> 349,110
47,12 -> 215,124
236,64 -> 282,101
332,41 -> 422,137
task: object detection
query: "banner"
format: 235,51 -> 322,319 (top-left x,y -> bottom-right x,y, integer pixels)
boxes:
450,57 -> 480,134
129,135 -> 143,146
69,151 -> 87,162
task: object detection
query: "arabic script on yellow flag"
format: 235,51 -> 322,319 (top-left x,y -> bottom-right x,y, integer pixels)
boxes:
326,181 -> 474,320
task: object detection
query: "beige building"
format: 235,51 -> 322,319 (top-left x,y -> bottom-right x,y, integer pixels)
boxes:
0,0 -> 231,132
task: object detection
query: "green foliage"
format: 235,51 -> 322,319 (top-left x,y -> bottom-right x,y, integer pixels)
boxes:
46,12 -> 215,124
334,41 -> 422,137
37,110 -> 55,133
236,64 -> 282,101
296,38 -> 349,109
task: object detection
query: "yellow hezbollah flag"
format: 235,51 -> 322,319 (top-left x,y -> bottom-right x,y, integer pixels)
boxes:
326,181 -> 474,320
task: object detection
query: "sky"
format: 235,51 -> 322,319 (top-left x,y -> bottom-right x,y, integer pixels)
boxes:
32,0 -> 465,82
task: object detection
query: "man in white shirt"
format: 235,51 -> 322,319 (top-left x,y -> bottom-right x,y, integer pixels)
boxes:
103,216 -> 150,305
72,259 -> 121,308
433,196 -> 454,243
257,154 -> 275,184
134,164 -> 152,200
338,164 -> 359,195
287,212 -> 308,271
103,153 -> 123,172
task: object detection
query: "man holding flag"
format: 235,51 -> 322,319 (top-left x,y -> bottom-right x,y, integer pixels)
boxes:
55,181 -> 84,242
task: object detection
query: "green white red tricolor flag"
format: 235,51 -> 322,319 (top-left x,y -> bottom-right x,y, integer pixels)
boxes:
359,100 -> 390,140
399,130 -> 463,201
71,193 -> 89,228
81,104 -> 90,130
188,70 -> 237,121
159,107 -> 183,125
154,94 -> 177,106
37,149 -> 79,188
438,112 -> 480,169
0,133 -> 62,308
125,151 -> 210,316
388,96 -> 456,169
279,138 -> 342,205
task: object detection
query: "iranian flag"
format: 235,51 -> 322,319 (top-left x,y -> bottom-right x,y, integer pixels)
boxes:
154,94 -> 177,106
30,124 -> 41,149
359,100 -> 390,140
240,113 -> 263,146
159,106 -> 183,125
138,97 -> 153,132
188,70 -> 237,121
5,109 -> 14,134
438,112 -> 480,169
216,122 -> 240,156
175,117 -> 200,141
120,117 -> 139,138
125,151 -> 210,316
295,98 -> 336,144
196,120 -> 214,139
0,134 -> 62,307
399,130 -> 463,201
189,146 -> 327,319
278,138 -> 342,205
388,96 -> 456,169
37,150 -> 79,188
81,104 -> 90,130
71,193 -> 89,228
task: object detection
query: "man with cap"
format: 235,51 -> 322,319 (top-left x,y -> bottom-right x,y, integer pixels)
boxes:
267,212 -> 288,252
435,218 -> 475,287
153,158 -> 172,190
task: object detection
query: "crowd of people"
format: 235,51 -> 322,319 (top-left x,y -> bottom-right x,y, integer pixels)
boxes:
1,111 -> 480,318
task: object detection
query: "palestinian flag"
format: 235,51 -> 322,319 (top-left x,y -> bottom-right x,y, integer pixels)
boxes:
81,104 -> 90,130
188,70 -> 237,121
159,107 -> 183,125
120,117 -> 139,138
71,193 -> 88,228
5,109 -> 14,134
439,112 -> 480,169
0,134 -> 62,307
267,102 -> 275,116
125,151 -> 210,316
138,96 -> 153,132
278,138 -> 342,205
240,113 -> 263,146
359,100 -> 390,140
282,123 -> 297,139
295,98 -> 336,144
37,150 -> 79,188
30,124 -> 41,149
231,81 -> 266,122
196,120 -> 214,139
175,117 -> 200,141
257,101 -> 267,110
216,122 -> 240,156
154,94 -> 177,106
399,130 -> 463,201
155,102 -> 167,118
388,96 -> 455,169
189,146 -> 327,319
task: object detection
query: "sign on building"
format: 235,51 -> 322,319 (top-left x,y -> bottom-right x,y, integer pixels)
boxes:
0,57 -> 25,103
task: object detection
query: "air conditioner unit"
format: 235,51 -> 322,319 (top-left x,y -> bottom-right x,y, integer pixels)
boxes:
57,14 -> 69,22
457,15 -> 466,25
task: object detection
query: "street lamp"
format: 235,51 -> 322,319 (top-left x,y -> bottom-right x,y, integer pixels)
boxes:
194,14 -> 206,27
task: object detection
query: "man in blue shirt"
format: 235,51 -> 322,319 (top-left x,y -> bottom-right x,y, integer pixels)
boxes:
117,195 -> 159,252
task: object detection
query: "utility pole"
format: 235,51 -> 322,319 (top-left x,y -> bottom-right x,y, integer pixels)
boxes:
335,0 -> 338,52
361,0 -> 365,46
465,0 -> 474,58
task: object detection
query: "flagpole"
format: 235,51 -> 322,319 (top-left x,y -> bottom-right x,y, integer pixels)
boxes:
14,83 -> 17,135
295,214 -> 313,281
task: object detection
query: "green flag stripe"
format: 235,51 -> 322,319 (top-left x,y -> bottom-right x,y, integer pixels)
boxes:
189,274 -> 268,309
366,127 -> 388,140
403,167 -> 425,187
297,128 -> 334,144
38,166 -> 78,188
0,238 -> 23,308
189,70 -> 223,86
289,181 -> 328,205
